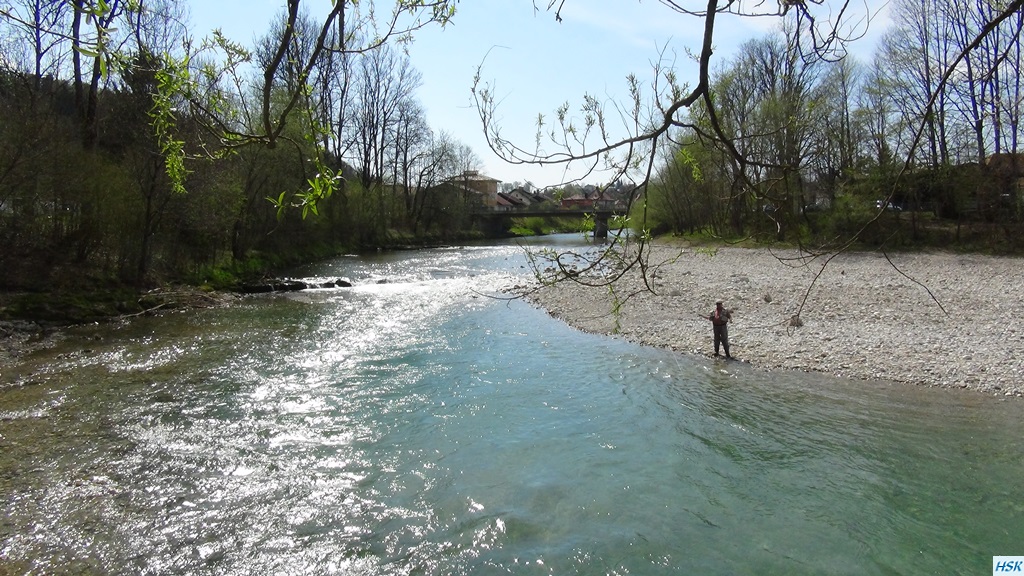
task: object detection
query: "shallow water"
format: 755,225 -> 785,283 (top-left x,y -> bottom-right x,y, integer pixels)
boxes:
1,236 -> 1022,575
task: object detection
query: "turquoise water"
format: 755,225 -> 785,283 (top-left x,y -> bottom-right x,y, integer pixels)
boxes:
1,236 -> 1022,575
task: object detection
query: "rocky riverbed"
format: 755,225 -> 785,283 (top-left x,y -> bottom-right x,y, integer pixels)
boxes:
525,240 -> 1023,398
0,287 -> 240,372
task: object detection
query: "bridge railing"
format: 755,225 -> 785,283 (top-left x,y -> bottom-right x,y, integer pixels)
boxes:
474,203 -> 624,214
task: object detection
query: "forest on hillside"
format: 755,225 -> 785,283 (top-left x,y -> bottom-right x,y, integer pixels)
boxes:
0,0 -> 486,299
0,0 -> 1021,315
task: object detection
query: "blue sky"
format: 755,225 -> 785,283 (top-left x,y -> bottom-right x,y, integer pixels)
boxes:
186,1 -> 889,188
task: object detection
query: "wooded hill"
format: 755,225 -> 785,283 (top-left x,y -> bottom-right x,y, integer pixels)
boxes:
0,1 -> 486,304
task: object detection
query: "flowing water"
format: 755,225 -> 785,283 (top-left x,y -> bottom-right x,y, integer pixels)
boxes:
1,236 -> 1022,575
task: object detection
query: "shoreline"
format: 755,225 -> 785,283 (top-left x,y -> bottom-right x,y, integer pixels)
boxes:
0,287 -> 240,374
2,244 -> 1020,398
525,241 -> 1023,398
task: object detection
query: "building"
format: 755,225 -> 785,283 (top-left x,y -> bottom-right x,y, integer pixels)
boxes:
440,170 -> 501,209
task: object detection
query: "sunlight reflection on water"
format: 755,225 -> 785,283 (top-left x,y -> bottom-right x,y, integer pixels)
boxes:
1,238 -> 1022,575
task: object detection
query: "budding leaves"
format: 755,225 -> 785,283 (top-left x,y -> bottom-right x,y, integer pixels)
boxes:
270,168 -> 344,221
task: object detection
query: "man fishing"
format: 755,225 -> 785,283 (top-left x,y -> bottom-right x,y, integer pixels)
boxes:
707,300 -> 732,359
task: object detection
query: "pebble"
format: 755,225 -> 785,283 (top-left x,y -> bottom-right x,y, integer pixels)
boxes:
527,242 -> 1024,397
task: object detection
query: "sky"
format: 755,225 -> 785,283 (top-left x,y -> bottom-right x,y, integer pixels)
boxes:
186,1 -> 890,188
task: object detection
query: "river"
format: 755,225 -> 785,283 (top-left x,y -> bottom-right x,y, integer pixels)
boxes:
1,235 -> 1021,575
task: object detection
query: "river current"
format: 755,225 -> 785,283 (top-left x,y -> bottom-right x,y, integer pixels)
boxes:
1,235 -> 1021,575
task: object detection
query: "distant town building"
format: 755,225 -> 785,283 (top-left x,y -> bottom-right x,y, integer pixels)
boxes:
442,170 -> 501,208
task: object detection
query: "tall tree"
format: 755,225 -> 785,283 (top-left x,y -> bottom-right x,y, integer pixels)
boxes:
117,0 -> 189,282
810,56 -> 863,206
71,0 -> 130,148
178,0 -> 455,215
855,57 -> 898,172
0,0 -> 72,88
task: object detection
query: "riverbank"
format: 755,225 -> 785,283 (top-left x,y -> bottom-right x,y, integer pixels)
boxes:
0,286 -> 239,372
525,240 -> 1023,397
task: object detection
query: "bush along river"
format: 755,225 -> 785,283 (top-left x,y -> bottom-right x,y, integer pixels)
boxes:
1,235 -> 1022,575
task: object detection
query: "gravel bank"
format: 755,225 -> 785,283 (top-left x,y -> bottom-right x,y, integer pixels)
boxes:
526,241 -> 1023,398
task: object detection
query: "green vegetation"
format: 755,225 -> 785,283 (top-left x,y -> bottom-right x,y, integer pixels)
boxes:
1,0 -> 1022,326
509,216 -> 589,237
0,1 -> 488,324
634,1 -> 1024,255
640,154 -> 1024,254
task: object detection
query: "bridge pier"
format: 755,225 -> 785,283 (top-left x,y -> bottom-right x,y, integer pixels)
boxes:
475,215 -> 508,237
593,213 -> 609,240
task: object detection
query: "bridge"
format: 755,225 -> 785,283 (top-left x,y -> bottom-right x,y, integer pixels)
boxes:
472,207 -> 624,239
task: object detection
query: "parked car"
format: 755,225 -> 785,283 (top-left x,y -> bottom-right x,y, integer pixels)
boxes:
875,200 -> 901,211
